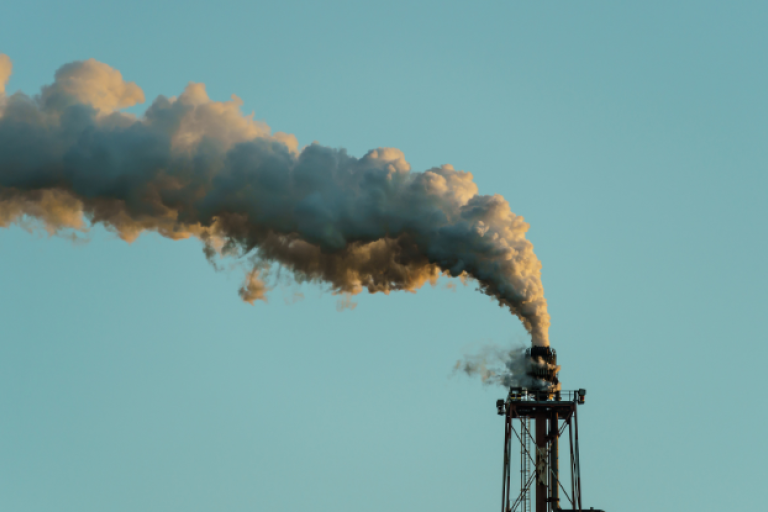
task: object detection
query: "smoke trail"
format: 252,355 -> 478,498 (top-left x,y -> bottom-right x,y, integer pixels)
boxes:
0,55 -> 551,345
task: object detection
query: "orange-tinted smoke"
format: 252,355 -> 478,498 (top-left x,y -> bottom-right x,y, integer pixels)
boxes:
0,55 -> 551,346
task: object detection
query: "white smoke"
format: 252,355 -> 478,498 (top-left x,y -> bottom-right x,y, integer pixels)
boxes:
0,55 -> 551,345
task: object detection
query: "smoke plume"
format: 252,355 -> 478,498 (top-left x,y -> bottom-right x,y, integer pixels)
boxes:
454,345 -> 561,390
0,55 -> 551,345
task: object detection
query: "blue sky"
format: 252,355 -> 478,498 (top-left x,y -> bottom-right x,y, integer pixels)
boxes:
1,1 -> 766,511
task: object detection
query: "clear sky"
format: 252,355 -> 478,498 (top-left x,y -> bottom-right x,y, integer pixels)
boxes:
1,1 -> 766,511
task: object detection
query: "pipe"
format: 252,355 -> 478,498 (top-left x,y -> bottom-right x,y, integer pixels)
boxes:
536,412 -> 547,512
550,412 -> 559,510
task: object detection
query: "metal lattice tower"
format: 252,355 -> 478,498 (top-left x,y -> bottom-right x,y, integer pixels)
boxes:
496,346 -> 603,512
497,387 -> 592,512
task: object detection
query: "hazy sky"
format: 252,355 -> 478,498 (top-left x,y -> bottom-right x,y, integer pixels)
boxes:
1,2 -> 766,511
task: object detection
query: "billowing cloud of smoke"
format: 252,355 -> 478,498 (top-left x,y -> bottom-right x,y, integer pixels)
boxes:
454,345 -> 561,391
0,55 -> 551,345
0,55 -> 11,96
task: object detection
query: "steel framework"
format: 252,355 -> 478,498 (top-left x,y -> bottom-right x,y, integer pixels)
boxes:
497,388 -> 594,512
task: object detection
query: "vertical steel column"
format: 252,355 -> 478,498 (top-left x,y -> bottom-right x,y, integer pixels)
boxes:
521,418 -> 529,512
501,412 -> 510,512
535,412 -> 547,512
568,415 -> 576,507
573,403 -> 582,511
549,412 -> 559,510
506,415 -> 513,512
526,417 -> 532,512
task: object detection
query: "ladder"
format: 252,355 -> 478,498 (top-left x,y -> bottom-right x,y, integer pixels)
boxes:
520,418 -> 531,512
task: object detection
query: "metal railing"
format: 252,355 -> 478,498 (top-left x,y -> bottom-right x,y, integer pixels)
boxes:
506,388 -> 586,403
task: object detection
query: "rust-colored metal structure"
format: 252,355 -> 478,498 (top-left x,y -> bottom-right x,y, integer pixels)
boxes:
496,347 -> 602,512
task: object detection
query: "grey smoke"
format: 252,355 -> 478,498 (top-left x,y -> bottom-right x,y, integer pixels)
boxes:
454,345 -> 560,390
0,55 -> 552,345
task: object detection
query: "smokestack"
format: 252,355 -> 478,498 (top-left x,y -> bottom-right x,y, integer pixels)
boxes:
0,55 -> 551,345
526,346 -> 560,399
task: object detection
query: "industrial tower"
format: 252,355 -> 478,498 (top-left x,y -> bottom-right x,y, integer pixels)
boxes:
496,347 -> 603,512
